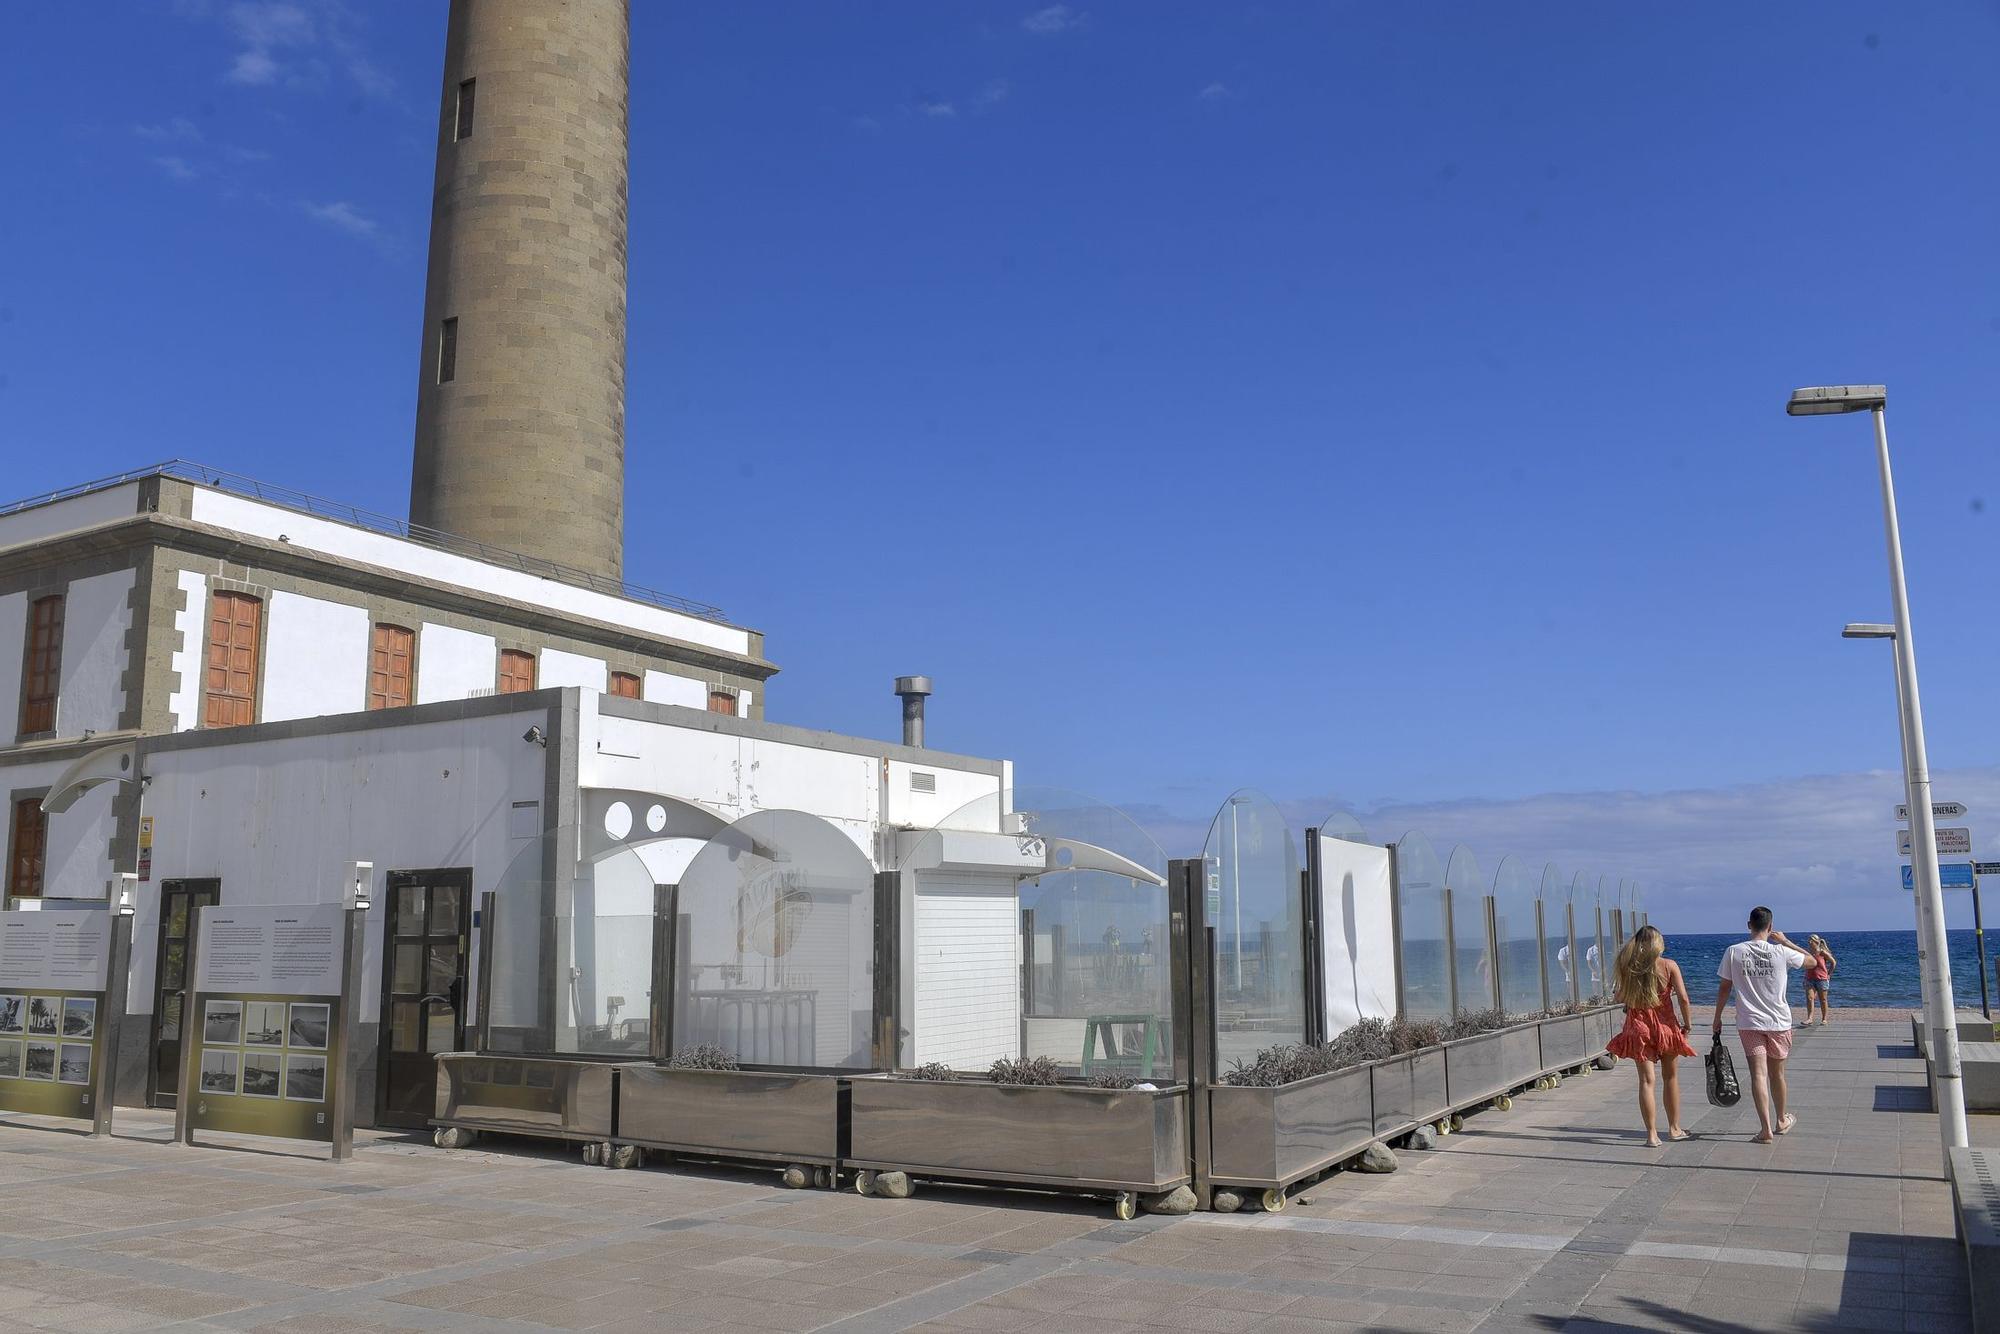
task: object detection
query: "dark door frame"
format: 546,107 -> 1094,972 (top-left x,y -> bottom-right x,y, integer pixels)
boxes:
147,877 -> 221,1107
375,867 -> 472,1129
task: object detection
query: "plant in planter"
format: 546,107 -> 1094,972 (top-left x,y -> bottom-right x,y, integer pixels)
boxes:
988,1055 -> 1063,1086
1444,1008 -> 1509,1040
1389,1017 -> 1445,1054
908,1062 -> 957,1081
666,1043 -> 739,1071
1087,1071 -> 1139,1090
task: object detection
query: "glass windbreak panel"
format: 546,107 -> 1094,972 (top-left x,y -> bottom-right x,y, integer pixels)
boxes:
1395,833 -> 1450,1018
484,826 -> 658,1056
673,809 -> 876,1070
1491,856 -> 1543,1017
1203,790 -> 1303,1067
1539,864 -> 1576,1007
900,786 -> 1170,1079
1316,810 -> 1369,844
1444,845 -> 1492,1013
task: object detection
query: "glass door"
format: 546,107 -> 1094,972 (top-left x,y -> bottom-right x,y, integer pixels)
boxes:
377,869 -> 470,1128
149,878 -> 220,1106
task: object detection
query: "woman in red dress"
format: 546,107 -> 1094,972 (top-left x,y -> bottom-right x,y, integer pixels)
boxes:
1607,924 -> 1697,1147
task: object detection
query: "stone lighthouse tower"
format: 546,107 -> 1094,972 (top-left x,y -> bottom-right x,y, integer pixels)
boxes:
409,0 -> 629,579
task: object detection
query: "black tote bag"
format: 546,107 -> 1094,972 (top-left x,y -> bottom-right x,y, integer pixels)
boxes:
1705,1036 -> 1742,1107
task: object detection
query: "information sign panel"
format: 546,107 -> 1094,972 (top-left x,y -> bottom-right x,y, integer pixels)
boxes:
1903,863 -> 1977,891
186,906 -> 350,1145
1899,827 -> 1973,857
0,911 -> 114,1121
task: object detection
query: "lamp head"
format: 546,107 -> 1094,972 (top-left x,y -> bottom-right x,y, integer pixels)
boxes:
1841,623 -> 1897,639
1787,385 -> 1886,416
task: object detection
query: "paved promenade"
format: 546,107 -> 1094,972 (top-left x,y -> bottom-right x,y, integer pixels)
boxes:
0,1017 -> 1972,1332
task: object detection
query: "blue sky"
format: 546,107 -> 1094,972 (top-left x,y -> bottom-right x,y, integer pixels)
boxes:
3,2 -> 1998,930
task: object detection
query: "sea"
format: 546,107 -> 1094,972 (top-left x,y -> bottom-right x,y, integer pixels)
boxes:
1664,929 -> 1997,1012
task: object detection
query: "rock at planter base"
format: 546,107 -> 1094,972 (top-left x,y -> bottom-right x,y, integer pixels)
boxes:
1593,1054 -> 1616,1071
874,1171 -> 914,1199
781,1165 -> 811,1189
1355,1143 -> 1398,1174
1407,1124 -> 1439,1151
1211,1189 -> 1244,1214
1140,1185 -> 1197,1216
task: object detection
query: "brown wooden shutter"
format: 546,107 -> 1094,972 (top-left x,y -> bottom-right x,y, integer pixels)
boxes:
203,592 -> 261,728
369,624 -> 416,710
8,798 -> 46,900
498,649 -> 536,694
707,690 -> 738,716
18,594 -> 63,734
609,671 -> 641,699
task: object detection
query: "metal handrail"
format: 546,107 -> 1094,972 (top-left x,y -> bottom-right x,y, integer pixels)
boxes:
0,459 -> 731,624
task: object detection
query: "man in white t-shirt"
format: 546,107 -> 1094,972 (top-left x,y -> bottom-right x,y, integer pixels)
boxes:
1712,905 -> 1812,1144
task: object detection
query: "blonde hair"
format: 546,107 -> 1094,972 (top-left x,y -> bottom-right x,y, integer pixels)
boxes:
1613,925 -> 1665,1010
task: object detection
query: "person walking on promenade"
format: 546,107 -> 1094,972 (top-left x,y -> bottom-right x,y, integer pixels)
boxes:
1799,934 -> 1837,1027
1713,906 -> 1812,1143
1606,924 -> 1696,1146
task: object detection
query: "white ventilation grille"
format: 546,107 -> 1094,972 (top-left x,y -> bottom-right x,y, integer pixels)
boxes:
910,771 -> 937,793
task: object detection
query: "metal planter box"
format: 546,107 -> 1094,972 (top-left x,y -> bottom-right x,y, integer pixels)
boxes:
1584,1005 -> 1620,1056
1369,1047 -> 1448,1138
613,1065 -> 843,1167
1207,1064 -> 1374,1191
433,1053 -> 614,1141
848,1078 -> 1189,1194
1443,1023 -> 1541,1107
1538,1014 -> 1590,1072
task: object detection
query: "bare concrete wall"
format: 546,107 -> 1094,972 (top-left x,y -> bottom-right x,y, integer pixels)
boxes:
410,0 -> 630,580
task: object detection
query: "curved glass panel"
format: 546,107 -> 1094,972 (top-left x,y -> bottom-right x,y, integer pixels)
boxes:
486,825 -> 658,1056
1491,856 -> 1542,1016
1599,873 -> 1621,976
1395,832 -> 1450,1018
1203,791 -> 1303,1063
1538,863 -> 1577,1007
672,810 -> 876,1069
1571,870 -> 1605,1001
899,787 -> 1170,1076
1443,845 -> 1492,1013
1316,810 -> 1370,844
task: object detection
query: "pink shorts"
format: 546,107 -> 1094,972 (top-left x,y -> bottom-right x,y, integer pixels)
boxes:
1739,1029 -> 1793,1061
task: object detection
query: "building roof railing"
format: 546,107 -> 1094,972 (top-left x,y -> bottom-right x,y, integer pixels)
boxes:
0,460 -> 732,624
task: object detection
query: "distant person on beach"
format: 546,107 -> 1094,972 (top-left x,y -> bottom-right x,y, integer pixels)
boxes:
1713,906 -> 1813,1144
1606,925 -> 1696,1147
1800,935 -> 1837,1027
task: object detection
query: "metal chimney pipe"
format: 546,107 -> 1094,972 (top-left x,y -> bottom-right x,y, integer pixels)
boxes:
894,676 -> 932,748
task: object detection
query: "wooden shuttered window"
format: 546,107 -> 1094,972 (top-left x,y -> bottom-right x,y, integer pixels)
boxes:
8,798 -> 45,901
203,592 -> 261,728
707,690 -> 738,716
609,671 -> 641,699
368,624 -> 416,710
498,649 -> 536,694
18,594 -> 63,734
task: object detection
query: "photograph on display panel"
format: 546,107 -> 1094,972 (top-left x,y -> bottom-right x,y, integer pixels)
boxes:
0,996 -> 21,1034
284,1055 -> 327,1103
57,1044 -> 90,1086
199,1050 -> 239,1094
27,998 -> 58,1037
287,1004 -> 329,1051
0,1042 -> 18,1078
241,1053 -> 281,1099
61,998 -> 94,1039
203,1001 -> 241,1045
24,1043 -> 55,1081
243,1002 -> 286,1047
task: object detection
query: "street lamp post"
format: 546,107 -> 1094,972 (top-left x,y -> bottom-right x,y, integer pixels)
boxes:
1792,385 -> 1967,1165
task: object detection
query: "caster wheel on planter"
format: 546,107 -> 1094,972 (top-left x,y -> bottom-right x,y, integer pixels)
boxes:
1262,1188 -> 1288,1214
854,1170 -> 877,1196
581,1142 -> 604,1166
1449,1114 -> 1466,1133
1113,1192 -> 1138,1221
1495,1095 -> 1513,1111
1434,1120 -> 1450,1137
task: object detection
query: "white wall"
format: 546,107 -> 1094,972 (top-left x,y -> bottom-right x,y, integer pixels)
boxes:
187,488 -> 753,658
136,706 -> 550,1022
260,591 -> 369,722
0,592 -> 22,744
0,755 -> 114,901
0,483 -> 139,550
166,569 -> 207,732
415,622 -> 496,704
539,647 -> 606,692
642,669 -> 706,709
1319,838 -> 1397,1031
884,759 -> 1003,832
57,568 -> 135,736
